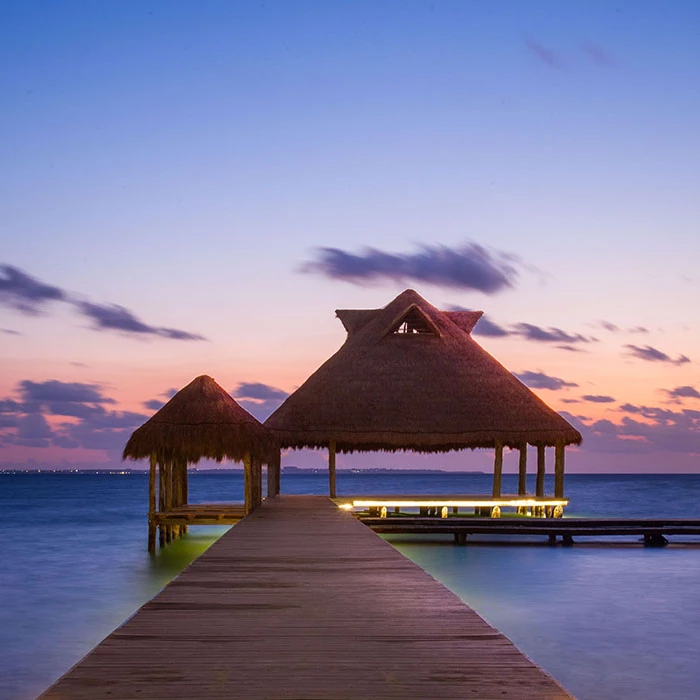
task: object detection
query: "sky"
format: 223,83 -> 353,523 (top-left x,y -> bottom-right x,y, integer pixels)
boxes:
1,0 -> 699,474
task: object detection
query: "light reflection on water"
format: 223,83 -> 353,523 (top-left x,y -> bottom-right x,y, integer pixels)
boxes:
389,534 -> 700,700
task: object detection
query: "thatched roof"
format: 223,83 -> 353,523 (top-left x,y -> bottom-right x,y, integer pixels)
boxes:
265,289 -> 582,452
123,375 -> 278,464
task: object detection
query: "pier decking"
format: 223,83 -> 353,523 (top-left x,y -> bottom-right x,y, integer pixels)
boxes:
42,496 -> 573,699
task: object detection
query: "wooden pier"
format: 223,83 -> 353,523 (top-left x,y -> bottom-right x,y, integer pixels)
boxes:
41,496 -> 574,699
360,515 -> 700,546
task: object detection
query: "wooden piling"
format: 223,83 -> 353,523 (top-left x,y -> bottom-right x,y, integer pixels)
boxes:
243,451 -> 253,515
492,440 -> 503,498
518,442 -> 527,495
554,443 -> 565,498
148,454 -> 157,554
328,440 -> 337,498
267,449 -> 281,498
536,445 -> 546,497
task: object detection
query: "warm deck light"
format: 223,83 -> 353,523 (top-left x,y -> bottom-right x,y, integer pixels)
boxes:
349,498 -> 568,508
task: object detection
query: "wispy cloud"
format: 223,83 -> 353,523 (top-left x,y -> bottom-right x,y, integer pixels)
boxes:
581,394 -> 616,404
304,242 -> 520,294
234,382 -> 289,401
664,386 -> 700,401
0,265 -> 66,314
511,323 -> 596,344
515,371 -> 578,391
624,344 -> 690,365
0,378 -> 147,457
232,382 -> 289,422
0,263 -> 205,342
450,306 -> 593,346
597,320 -> 648,334
1,328 -> 22,335
77,302 -> 206,341
525,38 -> 562,69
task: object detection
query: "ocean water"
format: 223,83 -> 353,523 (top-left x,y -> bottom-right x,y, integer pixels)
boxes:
1,471 -> 700,700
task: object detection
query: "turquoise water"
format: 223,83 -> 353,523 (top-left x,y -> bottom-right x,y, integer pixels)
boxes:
1,472 -> 699,699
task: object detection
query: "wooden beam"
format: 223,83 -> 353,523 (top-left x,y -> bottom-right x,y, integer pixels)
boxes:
518,443 -> 527,495
536,445 -> 546,497
329,440 -> 337,498
492,441 -> 503,498
554,443 -> 565,498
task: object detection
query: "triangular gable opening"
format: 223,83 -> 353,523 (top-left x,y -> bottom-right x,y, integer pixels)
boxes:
388,305 -> 440,336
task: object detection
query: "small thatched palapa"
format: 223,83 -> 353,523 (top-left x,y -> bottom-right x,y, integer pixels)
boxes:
265,290 -> 582,453
123,375 -> 277,465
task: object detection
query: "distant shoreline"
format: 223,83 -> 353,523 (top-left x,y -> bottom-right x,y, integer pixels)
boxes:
1,467 -> 483,475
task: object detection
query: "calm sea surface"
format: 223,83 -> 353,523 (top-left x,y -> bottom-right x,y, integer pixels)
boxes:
2,471 -> 700,700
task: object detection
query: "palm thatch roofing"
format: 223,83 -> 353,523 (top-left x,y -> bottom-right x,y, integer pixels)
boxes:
123,375 -> 278,464
265,289 -> 582,453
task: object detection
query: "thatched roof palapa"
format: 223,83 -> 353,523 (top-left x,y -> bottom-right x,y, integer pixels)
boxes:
265,289 -> 582,453
123,375 -> 278,465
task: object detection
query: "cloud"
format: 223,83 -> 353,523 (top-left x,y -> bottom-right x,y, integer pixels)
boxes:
515,371 -> 578,390
472,315 -> 509,337
19,380 -> 115,405
0,264 -> 67,314
555,345 -> 586,353
581,395 -> 616,404
234,382 -> 289,401
143,399 -> 165,411
233,382 -> 290,422
581,43 -> 613,67
17,413 -> 53,440
76,302 -> 206,341
624,344 -> 690,365
1,263 -> 205,342
598,321 -> 648,334
511,323 -> 596,344
664,386 -> 700,401
0,414 -> 19,428
304,242 -> 519,294
525,39 -> 563,69
567,404 -> 700,455
1,328 -> 22,335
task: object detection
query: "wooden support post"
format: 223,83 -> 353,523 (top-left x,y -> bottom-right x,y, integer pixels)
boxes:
492,440 -> 503,498
554,443 -> 565,498
518,442 -> 527,495
536,445 -> 546,497
158,460 -> 165,548
251,456 -> 262,509
243,451 -> 253,515
267,449 -> 281,498
148,453 -> 157,554
164,461 -> 173,543
328,440 -> 337,498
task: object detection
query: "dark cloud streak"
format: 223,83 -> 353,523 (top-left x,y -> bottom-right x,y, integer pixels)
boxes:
624,344 -> 690,365
304,243 -> 518,294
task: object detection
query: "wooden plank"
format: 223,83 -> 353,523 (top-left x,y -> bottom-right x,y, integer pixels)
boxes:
41,496 -> 574,700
